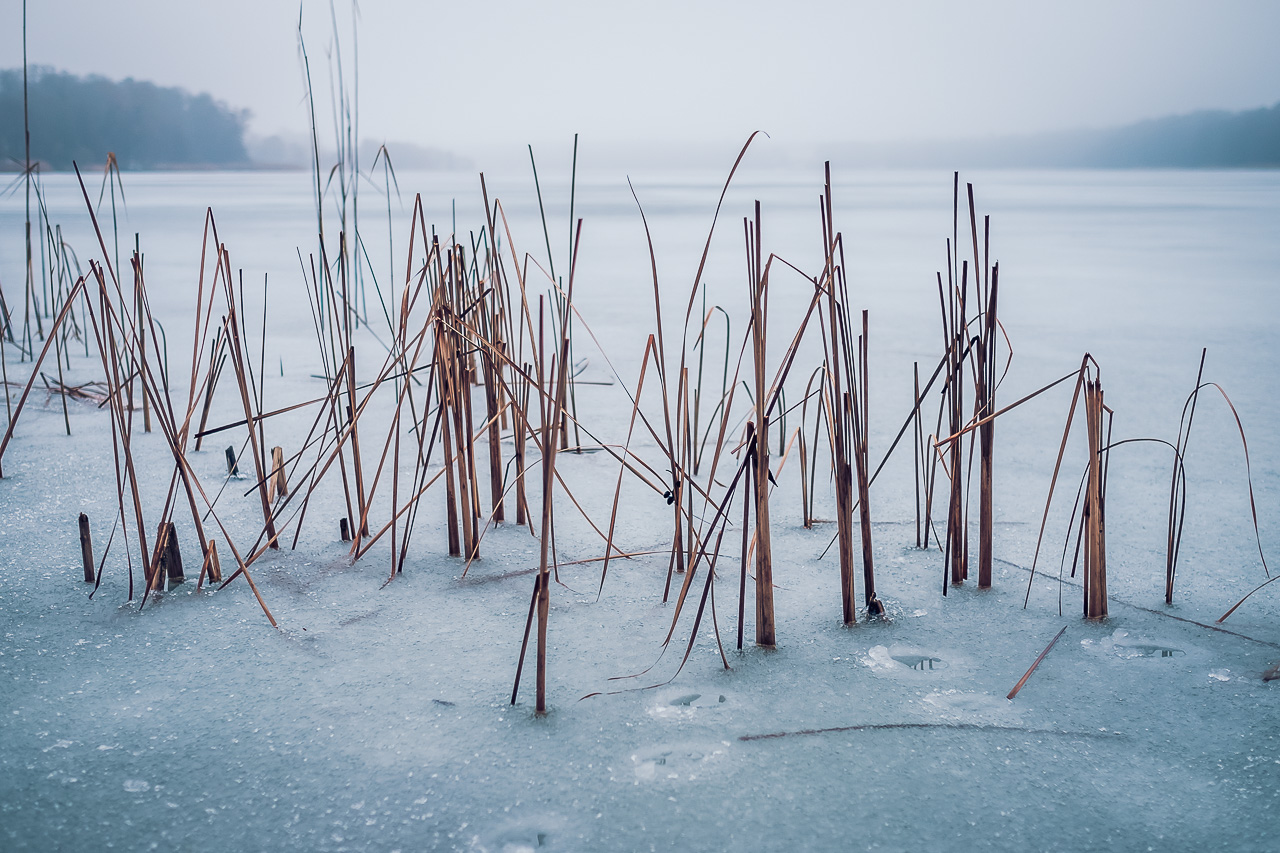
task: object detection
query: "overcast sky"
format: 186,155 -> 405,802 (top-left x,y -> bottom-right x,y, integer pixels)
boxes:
4,0 -> 1279,159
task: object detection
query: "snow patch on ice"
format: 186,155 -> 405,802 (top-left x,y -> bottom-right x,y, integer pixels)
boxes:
469,812 -> 574,853
1081,629 -> 1189,661
630,741 -> 728,782
921,690 -> 1018,723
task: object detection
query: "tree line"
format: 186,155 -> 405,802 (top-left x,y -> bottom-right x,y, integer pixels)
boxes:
0,66 -> 249,171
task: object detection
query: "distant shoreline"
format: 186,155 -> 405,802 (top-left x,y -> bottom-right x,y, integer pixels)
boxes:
3,161 -> 1276,175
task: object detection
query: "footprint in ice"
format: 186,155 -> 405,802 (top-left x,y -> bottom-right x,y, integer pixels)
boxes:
648,691 -> 729,720
471,813 -> 571,853
1097,629 -> 1190,662
1113,642 -> 1184,659
892,654 -> 948,672
864,644 -> 958,676
631,741 -> 728,781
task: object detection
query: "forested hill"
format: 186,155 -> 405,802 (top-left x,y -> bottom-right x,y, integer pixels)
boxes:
0,67 -> 249,170
833,102 -> 1280,169
1018,102 -> 1280,168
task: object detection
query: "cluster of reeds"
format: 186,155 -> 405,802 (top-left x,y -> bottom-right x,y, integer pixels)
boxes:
598,150 -> 904,692
5,74 -> 1280,712
817,164 -> 882,622
917,177 -> 1005,592
0,166 -> 283,620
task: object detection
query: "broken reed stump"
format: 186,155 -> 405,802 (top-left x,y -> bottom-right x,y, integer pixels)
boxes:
78,513 -> 94,583
268,445 -> 288,502
340,517 -> 352,542
225,446 -> 239,477
154,521 -> 184,588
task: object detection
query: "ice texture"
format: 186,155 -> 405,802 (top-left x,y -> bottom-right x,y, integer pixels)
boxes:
1,167 -> 1279,851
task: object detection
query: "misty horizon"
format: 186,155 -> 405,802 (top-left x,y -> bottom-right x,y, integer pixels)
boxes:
2,0 -> 1279,162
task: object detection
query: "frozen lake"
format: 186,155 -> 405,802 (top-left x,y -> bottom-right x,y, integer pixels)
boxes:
1,161 -> 1279,851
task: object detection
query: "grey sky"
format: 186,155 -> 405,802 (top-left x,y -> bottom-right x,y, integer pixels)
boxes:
3,0 -> 1279,157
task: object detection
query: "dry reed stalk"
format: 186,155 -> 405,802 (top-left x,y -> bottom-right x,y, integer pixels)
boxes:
222,264 -> 280,549
797,368 -> 821,529
0,276 -> 86,475
1018,355 -> 1097,609
20,1 -> 30,333
479,301 -> 506,525
188,210 -> 225,450
738,423 -> 754,649
599,336 -> 661,593
514,362 -> 532,526
1006,626 -> 1067,699
193,331 -> 228,452
626,180 -> 685,594
1165,349 -> 1205,602
435,319 -> 463,557
445,305 -> 478,559
343,316 -> 370,538
815,163 -> 880,620
132,249 -> 151,435
512,219 -> 582,714
480,175 -> 523,522
851,310 -> 882,614
747,201 -> 775,647
1161,353 -> 1270,607
1082,377 -> 1109,618
945,261 -> 968,587
976,272 -> 999,588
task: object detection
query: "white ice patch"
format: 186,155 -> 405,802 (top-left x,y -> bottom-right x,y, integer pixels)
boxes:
647,691 -> 728,720
861,645 -> 898,673
122,779 -> 150,793
1209,669 -> 1232,682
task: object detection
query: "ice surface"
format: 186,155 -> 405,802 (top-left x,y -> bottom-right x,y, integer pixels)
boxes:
1,167 -> 1279,851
